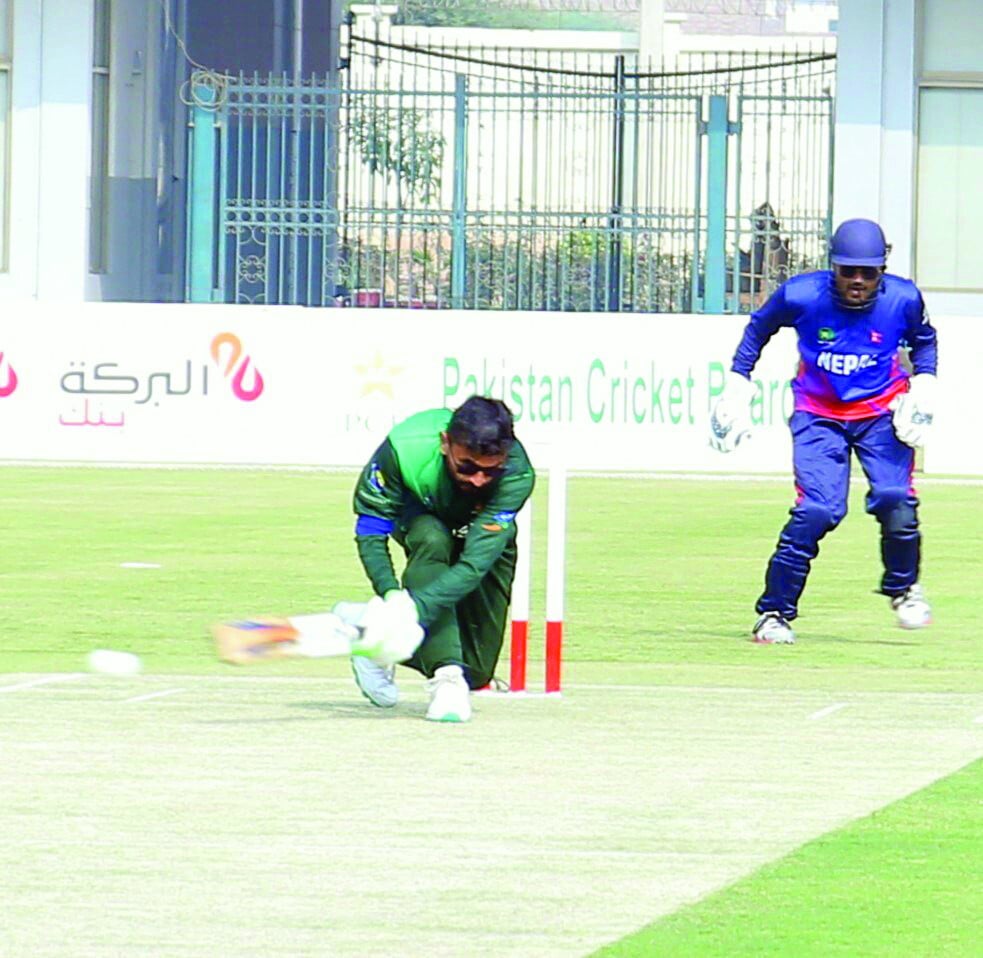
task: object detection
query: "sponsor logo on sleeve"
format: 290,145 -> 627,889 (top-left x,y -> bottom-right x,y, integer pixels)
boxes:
368,461 -> 386,492
482,509 -> 517,532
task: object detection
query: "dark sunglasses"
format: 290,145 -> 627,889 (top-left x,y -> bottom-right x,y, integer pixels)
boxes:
836,265 -> 881,281
448,447 -> 506,479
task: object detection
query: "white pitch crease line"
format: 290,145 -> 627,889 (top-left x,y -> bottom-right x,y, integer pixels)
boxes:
810,702 -> 848,721
0,674 -> 85,693
123,688 -> 186,704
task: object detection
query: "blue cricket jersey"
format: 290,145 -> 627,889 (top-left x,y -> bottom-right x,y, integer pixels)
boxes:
732,271 -> 938,420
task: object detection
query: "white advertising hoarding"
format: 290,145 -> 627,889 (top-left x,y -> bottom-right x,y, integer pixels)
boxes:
0,303 -> 974,475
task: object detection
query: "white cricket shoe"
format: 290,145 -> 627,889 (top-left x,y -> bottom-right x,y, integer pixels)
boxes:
351,655 -> 398,708
752,611 -> 796,645
425,664 -> 472,723
891,583 -> 931,630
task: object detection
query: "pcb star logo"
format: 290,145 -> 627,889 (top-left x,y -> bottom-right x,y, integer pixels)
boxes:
355,352 -> 405,399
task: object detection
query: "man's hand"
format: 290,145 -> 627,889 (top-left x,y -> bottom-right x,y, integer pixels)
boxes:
339,590 -> 424,666
890,374 -> 936,448
709,372 -> 756,453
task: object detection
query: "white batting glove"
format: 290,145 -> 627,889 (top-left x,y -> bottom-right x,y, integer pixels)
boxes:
709,372 -> 756,453
890,374 -> 936,448
344,590 -> 424,666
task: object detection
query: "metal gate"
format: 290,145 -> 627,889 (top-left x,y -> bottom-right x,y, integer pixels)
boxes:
186,39 -> 834,313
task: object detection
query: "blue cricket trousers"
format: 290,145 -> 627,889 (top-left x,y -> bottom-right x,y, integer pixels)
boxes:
757,411 -> 920,620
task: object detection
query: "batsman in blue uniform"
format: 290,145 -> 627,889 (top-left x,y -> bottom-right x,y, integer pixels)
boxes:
710,218 -> 938,644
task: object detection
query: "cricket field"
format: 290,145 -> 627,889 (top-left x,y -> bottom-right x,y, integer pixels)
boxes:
1,466 -> 980,957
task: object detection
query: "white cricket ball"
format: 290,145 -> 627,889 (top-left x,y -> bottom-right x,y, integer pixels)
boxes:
87,649 -> 143,676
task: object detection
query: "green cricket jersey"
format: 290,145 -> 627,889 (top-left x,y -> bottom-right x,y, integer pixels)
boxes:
353,408 -> 535,625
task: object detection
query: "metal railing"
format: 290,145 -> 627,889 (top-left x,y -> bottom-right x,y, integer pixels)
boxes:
186,38 -> 835,312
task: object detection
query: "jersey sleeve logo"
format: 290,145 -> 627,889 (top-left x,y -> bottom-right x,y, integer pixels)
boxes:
482,510 -> 517,533
368,462 -> 386,492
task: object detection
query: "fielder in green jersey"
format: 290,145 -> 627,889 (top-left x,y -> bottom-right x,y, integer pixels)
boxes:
349,396 -> 535,722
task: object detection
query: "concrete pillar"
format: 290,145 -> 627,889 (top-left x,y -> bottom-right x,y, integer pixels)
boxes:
638,0 -> 665,65
877,0 -> 917,276
36,0 -> 94,301
833,0 -> 918,275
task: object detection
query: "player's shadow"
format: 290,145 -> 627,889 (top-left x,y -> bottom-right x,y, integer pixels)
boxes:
293,699 -> 423,719
683,629 -> 922,647
811,635 -> 921,646
192,699 -> 412,724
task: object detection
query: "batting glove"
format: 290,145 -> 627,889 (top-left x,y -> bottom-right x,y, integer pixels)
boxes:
709,372 -> 756,453
890,373 -> 936,448
352,590 -> 424,666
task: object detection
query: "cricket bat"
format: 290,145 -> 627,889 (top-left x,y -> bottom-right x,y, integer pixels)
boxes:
212,611 -> 363,665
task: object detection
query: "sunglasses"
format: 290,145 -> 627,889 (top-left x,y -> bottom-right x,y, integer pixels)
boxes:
836,265 -> 881,281
447,447 -> 506,479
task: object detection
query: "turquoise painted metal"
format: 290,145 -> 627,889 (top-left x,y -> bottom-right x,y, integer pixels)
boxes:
187,83 -> 218,303
451,74 -> 468,310
187,44 -> 835,312
704,94 -> 729,314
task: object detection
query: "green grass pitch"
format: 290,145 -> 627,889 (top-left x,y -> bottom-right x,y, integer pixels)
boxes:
1,464 -> 980,956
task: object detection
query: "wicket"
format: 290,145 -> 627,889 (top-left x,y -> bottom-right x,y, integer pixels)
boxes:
508,462 -> 568,694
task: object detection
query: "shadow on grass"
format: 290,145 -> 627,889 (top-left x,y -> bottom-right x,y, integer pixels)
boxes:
192,699 -> 415,722
293,699 -> 423,719
809,635 -> 921,647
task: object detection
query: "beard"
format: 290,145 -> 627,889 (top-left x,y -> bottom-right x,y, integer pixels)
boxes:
455,479 -> 487,500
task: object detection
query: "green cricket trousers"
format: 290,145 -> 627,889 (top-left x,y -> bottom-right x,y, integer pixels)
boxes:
399,514 -> 516,689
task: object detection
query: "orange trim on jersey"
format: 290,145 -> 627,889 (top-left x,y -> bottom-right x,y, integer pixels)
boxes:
795,375 -> 909,421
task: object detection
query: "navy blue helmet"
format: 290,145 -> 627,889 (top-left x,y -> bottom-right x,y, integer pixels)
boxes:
829,219 -> 889,267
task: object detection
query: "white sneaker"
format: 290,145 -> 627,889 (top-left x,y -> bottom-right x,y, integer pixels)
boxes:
425,664 -> 472,723
891,583 -> 931,629
351,655 -> 398,708
752,611 -> 796,645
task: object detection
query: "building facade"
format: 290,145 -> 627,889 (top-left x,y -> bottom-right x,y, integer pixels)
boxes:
834,0 -> 982,313
0,1 -> 978,309
0,0 -> 341,305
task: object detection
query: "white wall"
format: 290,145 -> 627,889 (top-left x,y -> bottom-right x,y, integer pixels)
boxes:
0,304 -> 793,472
0,0 -> 94,302
833,0 -> 919,277
1,304 -> 978,477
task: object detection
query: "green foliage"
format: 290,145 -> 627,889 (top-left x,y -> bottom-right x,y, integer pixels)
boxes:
347,101 -> 446,204
343,0 -> 629,31
336,226 -> 695,310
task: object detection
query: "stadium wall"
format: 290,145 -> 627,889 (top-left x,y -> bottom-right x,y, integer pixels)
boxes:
0,304 -> 977,476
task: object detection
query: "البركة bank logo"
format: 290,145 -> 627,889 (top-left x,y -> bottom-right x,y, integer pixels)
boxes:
0,351 -> 18,397
210,332 -> 264,401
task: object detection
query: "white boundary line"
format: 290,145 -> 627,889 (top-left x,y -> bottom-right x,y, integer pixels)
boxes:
573,471 -> 983,487
809,702 -> 848,721
123,687 -> 186,704
4,673 -> 981,701
0,674 -> 86,693
3,460 -> 983,487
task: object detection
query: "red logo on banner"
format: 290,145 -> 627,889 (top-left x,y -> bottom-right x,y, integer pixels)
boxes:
210,333 -> 264,402
0,352 -> 18,397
